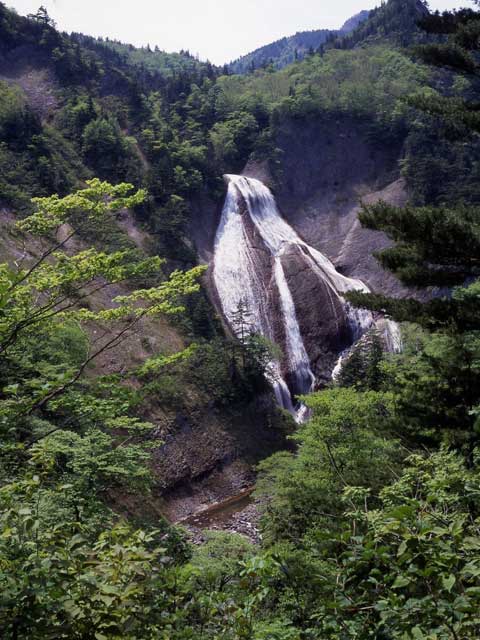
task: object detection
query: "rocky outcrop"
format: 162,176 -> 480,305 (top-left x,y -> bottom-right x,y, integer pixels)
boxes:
149,393 -> 291,498
204,116 -> 410,303
280,244 -> 351,383
212,174 -> 378,401
268,115 -> 410,297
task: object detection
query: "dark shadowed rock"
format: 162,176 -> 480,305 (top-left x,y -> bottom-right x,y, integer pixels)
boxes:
273,115 -> 411,297
280,244 -> 352,384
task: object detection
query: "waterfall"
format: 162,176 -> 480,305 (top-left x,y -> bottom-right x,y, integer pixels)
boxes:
213,175 -> 375,420
331,317 -> 403,382
378,318 -> 403,353
273,255 -> 315,395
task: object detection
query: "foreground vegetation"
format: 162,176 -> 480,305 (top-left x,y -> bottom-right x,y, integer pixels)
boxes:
1,1 -> 480,638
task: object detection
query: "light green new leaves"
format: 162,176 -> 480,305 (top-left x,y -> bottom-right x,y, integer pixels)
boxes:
137,343 -> 197,377
18,178 -> 146,235
0,179 -> 205,426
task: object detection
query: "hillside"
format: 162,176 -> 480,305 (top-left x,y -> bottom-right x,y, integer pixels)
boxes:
1,0 -> 480,638
340,9 -> 371,33
228,10 -> 370,74
0,0 -> 290,510
227,0 -> 430,75
1,0 -> 478,497
72,32 -> 218,78
1,0 -> 478,489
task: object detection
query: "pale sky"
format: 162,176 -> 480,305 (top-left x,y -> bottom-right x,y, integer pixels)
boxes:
7,0 -> 473,64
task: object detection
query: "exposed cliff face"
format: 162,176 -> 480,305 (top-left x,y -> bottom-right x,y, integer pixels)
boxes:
149,394 -> 290,492
245,115 -> 410,298
280,244 -> 352,384
107,114 -> 411,508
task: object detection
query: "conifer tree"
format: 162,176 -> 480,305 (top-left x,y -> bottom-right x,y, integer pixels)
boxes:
347,2 -> 480,332
231,298 -> 253,344
28,5 -> 55,27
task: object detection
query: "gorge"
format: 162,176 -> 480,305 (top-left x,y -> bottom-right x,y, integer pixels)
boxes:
2,1 -> 480,635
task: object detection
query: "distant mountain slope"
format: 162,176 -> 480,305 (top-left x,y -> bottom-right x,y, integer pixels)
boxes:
333,0 -> 429,49
228,10 -> 370,74
340,10 -> 371,33
228,29 -> 333,74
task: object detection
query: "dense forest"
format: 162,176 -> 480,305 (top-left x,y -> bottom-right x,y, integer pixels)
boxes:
1,0 -> 480,638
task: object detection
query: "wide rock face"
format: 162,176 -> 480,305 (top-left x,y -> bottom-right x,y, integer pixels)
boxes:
280,244 -> 352,384
264,115 -> 410,297
196,116 -> 410,301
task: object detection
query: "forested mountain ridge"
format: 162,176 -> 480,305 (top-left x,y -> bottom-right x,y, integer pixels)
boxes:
72,32 -> 218,79
1,0 -> 480,638
340,9 -> 371,33
227,0 -> 429,75
228,9 -> 370,74
334,0 -> 430,48
228,28 -> 335,74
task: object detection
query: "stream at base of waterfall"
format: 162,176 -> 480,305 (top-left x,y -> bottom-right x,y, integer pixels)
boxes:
213,174 -> 401,421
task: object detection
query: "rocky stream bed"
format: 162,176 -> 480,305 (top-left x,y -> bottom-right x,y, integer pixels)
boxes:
176,487 -> 261,544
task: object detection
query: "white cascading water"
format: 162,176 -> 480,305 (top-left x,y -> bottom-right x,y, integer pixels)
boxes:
381,319 -> 403,353
213,174 -> 378,419
331,318 -> 403,381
